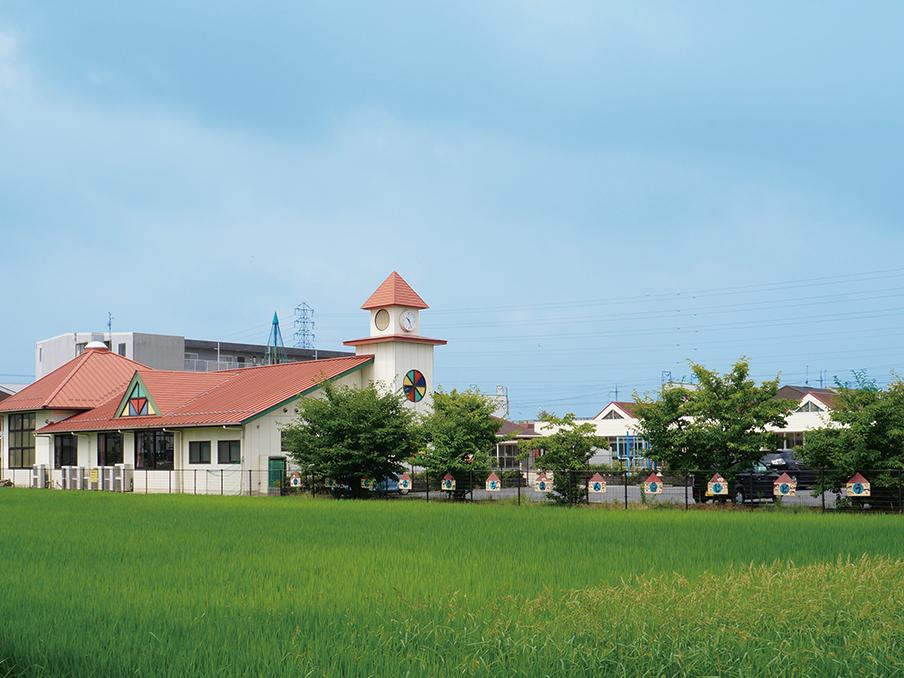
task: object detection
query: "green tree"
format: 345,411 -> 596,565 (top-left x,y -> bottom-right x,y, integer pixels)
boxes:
798,373 -> 904,498
633,358 -> 792,476
281,381 -> 419,497
419,389 -> 498,486
522,412 -> 604,504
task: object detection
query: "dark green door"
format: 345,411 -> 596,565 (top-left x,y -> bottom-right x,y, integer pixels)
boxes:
268,457 -> 287,492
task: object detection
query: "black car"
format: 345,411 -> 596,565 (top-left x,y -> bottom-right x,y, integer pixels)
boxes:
692,452 -> 817,505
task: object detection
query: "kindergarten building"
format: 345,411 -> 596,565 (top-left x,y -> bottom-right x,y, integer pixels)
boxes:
0,272 -> 444,494
536,385 -> 837,470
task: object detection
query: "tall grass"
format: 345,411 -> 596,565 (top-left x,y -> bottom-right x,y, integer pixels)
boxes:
0,490 -> 902,676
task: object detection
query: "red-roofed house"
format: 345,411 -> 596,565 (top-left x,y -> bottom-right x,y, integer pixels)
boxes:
1,273 -> 444,494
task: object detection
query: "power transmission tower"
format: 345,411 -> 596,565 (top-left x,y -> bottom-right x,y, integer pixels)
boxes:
266,311 -> 287,365
293,303 -> 315,349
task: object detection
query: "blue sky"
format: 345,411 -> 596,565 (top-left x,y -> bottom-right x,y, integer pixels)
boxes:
2,2 -> 903,418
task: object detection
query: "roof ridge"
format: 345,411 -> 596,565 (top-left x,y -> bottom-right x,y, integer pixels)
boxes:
167,356 -> 370,417
44,350 -> 152,408
215,354 -> 366,374
42,351 -> 91,406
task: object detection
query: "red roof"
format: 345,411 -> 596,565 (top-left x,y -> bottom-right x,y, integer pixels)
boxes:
847,472 -> 869,484
643,472 -> 660,483
776,385 -> 837,409
495,417 -> 538,437
343,334 -> 446,347
774,472 -> 795,484
0,347 -> 147,413
39,355 -> 373,433
593,401 -> 638,419
589,472 -> 605,482
487,472 -> 500,482
709,474 -> 725,483
361,272 -> 429,310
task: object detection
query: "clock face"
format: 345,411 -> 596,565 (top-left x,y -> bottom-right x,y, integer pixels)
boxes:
399,310 -> 417,332
374,309 -> 390,331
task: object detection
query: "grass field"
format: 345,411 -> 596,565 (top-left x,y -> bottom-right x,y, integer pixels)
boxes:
1,490 -> 903,676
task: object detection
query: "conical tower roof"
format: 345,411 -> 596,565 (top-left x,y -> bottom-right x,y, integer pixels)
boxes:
361,271 -> 428,309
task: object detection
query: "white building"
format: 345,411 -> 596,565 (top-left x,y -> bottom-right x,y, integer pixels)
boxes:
535,385 -> 837,469
35,331 -> 350,378
1,272 -> 443,494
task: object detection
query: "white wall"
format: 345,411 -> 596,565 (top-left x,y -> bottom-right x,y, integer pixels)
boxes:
360,340 -> 435,415
368,305 -> 421,337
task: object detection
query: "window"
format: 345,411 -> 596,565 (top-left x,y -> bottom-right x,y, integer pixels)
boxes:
117,343 -> 126,356
796,401 -> 824,413
54,434 -> 78,468
38,347 -> 43,363
218,440 -> 241,464
602,410 -> 624,420
280,430 -> 291,453
76,342 -> 87,355
491,442 -> 519,469
135,430 -> 174,470
775,432 -> 805,450
8,413 -> 35,468
189,441 -> 211,464
97,432 -> 123,466
608,435 -> 651,460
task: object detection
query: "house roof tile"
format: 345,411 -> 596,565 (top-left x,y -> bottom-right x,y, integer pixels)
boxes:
361,271 -> 428,309
39,355 -> 373,433
0,348 -> 146,413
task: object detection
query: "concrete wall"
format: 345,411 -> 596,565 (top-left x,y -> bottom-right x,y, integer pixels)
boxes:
132,333 -> 185,370
35,332 -> 186,376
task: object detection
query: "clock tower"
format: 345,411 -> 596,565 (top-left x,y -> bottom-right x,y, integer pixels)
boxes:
344,272 -> 446,413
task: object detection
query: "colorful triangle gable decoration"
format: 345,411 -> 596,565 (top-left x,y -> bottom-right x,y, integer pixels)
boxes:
118,380 -> 157,417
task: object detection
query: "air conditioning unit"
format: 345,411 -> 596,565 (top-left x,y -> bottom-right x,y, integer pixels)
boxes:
101,466 -> 115,491
31,464 -> 49,489
114,464 -> 134,492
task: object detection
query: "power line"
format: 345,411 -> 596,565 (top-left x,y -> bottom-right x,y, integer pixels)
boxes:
315,266 -> 904,318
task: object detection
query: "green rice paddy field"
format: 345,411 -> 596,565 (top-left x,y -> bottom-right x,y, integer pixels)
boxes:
1,491 -> 903,676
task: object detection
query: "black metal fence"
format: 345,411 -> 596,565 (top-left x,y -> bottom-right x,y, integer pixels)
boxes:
3,466 -> 903,511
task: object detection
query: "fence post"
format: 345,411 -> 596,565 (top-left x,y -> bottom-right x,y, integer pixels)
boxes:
248,469 -> 252,496
145,468 -> 148,494
623,470 -> 628,509
747,472 -> 753,508
820,468 -> 826,512
898,470 -> 902,515
194,469 -> 197,495
470,469 -> 474,502
169,470 -> 172,494
684,471 -> 689,511
426,471 -> 429,502
312,473 -> 316,499
569,469 -> 575,506
220,470 -> 224,496
517,472 -> 521,506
